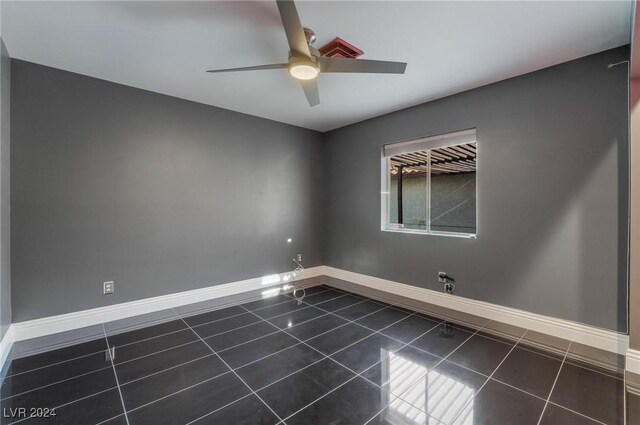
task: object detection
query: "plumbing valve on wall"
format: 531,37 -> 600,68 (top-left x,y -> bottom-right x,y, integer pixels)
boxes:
438,272 -> 456,294
291,256 -> 305,304
286,237 -> 306,304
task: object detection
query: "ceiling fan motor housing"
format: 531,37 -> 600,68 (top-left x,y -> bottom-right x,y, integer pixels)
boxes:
288,55 -> 320,80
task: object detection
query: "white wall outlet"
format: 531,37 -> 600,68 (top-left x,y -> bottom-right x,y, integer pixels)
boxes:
297,254 -> 302,262
103,281 -> 114,295
438,272 -> 447,283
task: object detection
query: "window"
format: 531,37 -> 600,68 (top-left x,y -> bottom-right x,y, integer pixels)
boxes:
381,129 -> 477,237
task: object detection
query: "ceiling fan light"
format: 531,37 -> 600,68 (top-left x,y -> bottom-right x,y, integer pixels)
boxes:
289,63 -> 319,80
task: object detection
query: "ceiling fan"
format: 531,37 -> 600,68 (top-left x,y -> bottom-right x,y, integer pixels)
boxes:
206,0 -> 407,107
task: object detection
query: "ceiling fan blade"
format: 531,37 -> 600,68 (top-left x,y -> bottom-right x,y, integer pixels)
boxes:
206,63 -> 288,73
300,79 -> 319,107
276,0 -> 311,58
318,57 -> 407,74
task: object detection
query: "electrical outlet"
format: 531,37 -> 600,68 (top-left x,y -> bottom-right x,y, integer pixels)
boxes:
103,281 -> 114,295
297,254 -> 302,262
438,272 -> 447,283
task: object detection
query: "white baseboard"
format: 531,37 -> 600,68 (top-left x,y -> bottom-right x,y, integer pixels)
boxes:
627,348 -> 640,374
0,325 -> 14,374
11,266 -> 325,343
324,266 -> 628,356
5,265 -> 631,367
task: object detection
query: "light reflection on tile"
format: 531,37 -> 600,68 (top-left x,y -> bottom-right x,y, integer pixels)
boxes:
380,350 -> 485,425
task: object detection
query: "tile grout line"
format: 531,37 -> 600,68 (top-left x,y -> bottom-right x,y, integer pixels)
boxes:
10,291 -> 578,425
193,288 -> 337,327
409,333 -> 517,388
7,387 -> 119,425
4,288 -> 329,378
4,286 -> 338,380
108,326 -> 189,349
5,321 -> 192,378
0,364 -> 115,401
195,304 -> 430,400
303,295 -> 407,317
5,347 -> 111,379
172,308 -> 285,424
94,413 -> 128,425
102,323 -> 131,425
481,345 -> 622,424
0,291 -> 463,423
6,295 -> 332,383
212,296 -> 391,358
536,341 -> 572,425
255,311 -> 446,395
303,304 -> 424,347
234,307 -> 443,399
8,286 -> 608,425
239,303 -> 441,423
211,328 -> 284,353
322,283 -> 491,328
508,340 -> 570,362
74,295 -> 398,419
121,344 -> 306,420
211,303 -> 362,356
351,318 -> 456,424
113,338 -> 203,367
11,341 -> 225,405
210,310 -> 336,355
123,369 -> 236,414
113,304 -> 325,362
182,393 -> 257,425
363,319 -> 492,425
223,340 -> 320,376
317,301 -> 491,367
305,291 -> 490,345
322,283 -> 563,353
13,322 -> 601,425
544,401 -> 608,425
241,303 -> 419,372
325,285 -> 624,381
284,317 -> 444,424
120,353 -> 216,387
176,285 -> 331,324
440,329 -> 529,425
112,299 -> 308,350
488,377 -> 551,402
236,304 -> 405,376
188,291 -> 356,352
561,355 -> 625,381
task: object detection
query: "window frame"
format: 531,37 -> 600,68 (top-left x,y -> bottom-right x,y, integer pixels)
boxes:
380,129 -> 477,239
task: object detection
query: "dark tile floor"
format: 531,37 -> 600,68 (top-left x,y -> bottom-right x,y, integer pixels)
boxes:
0,284 -> 626,425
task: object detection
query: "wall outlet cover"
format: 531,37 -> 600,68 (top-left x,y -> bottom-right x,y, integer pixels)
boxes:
103,281 -> 114,295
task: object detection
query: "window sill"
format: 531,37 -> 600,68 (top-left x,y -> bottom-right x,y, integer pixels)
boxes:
381,227 -> 477,239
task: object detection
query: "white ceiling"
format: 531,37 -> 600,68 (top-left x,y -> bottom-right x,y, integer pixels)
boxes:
1,1 -> 632,132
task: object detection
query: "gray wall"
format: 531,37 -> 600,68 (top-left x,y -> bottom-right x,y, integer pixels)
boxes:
11,60 -> 323,322
9,46 -> 630,332
323,46 -> 629,332
0,39 -> 10,338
